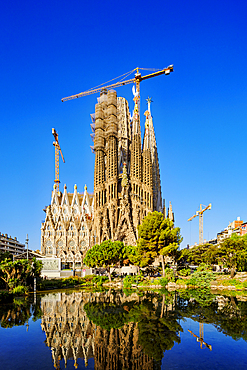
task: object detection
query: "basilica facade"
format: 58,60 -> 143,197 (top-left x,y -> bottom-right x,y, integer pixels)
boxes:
92,90 -> 163,245
41,89 -> 173,265
40,184 -> 94,267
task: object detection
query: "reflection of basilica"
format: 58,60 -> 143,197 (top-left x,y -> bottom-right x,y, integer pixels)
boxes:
41,292 -> 95,368
40,291 -> 175,369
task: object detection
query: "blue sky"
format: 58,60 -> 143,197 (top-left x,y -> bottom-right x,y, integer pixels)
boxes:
1,0 -> 247,250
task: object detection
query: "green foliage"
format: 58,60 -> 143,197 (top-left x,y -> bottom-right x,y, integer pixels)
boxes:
182,237 -> 247,275
179,288 -> 215,307
92,275 -> 109,286
164,267 -> 175,281
175,278 -> 186,285
81,274 -> 95,282
0,258 -> 43,291
84,240 -> 126,281
123,275 -> 136,288
123,288 -> 136,296
135,300 -> 182,361
159,277 -> 169,287
38,275 -> 98,290
84,291 -> 182,361
137,212 -> 182,271
179,268 -> 191,276
0,295 -> 42,328
215,237 -> 247,274
122,244 -> 143,267
84,302 -> 131,330
0,251 -> 13,262
217,278 -> 247,289
12,286 -> 28,295
84,240 -> 124,268
180,244 -> 218,266
188,263 -> 215,289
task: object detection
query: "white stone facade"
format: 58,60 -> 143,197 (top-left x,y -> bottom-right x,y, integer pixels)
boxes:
41,184 -> 94,268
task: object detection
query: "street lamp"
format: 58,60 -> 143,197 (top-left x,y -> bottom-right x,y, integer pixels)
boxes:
25,234 -> 29,260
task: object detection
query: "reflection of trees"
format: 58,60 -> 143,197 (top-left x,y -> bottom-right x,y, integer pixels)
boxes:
85,291 -> 182,364
3,289 -> 247,369
137,304 -> 181,361
213,297 -> 247,341
177,290 -> 247,342
40,290 -> 182,369
0,296 -> 41,328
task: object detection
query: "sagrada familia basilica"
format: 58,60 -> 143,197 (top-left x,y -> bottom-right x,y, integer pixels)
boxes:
41,89 -> 174,268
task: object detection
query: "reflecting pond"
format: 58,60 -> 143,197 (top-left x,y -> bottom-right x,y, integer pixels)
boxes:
0,289 -> 247,369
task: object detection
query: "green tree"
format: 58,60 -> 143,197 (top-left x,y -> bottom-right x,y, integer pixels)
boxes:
180,243 -> 218,266
188,263 -> 215,290
215,237 -> 247,277
83,240 -> 125,282
0,251 -> 13,262
0,258 -> 42,291
137,212 -> 182,276
122,244 -> 143,271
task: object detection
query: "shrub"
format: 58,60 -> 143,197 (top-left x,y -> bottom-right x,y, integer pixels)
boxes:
135,274 -> 145,282
179,268 -> 191,277
123,275 -> 136,288
12,286 -> 28,295
159,277 -> 169,287
176,279 -> 186,286
82,275 -> 95,282
188,263 -> 215,289
92,276 -> 109,286
164,267 -> 175,282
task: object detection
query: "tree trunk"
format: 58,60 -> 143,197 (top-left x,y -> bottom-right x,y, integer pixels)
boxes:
230,267 -> 235,279
161,255 -> 165,277
107,268 -> 112,282
160,294 -> 165,318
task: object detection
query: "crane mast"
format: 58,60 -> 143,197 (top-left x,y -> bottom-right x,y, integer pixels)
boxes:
52,128 -> 65,192
188,203 -> 212,245
188,323 -> 212,350
61,66 -> 173,102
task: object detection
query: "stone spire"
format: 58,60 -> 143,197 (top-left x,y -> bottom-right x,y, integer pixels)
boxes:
145,98 -> 162,212
168,201 -> 174,222
130,94 -> 142,183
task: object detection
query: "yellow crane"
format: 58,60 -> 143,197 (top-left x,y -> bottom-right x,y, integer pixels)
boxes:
188,203 -> 212,245
61,66 -> 173,102
52,128 -> 65,192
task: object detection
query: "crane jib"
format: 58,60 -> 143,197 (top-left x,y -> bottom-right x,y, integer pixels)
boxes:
61,66 -> 173,102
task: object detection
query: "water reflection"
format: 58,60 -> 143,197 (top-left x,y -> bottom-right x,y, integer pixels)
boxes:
178,289 -> 247,342
0,296 -> 41,329
1,289 -> 247,369
40,290 -> 182,369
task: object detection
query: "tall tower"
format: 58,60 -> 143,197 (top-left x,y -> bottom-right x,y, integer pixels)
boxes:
92,89 -> 162,245
145,97 -> 162,212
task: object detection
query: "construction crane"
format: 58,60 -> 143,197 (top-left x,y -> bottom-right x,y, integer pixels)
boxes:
61,66 -> 173,102
188,323 -> 212,350
188,203 -> 212,245
52,128 -> 65,192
